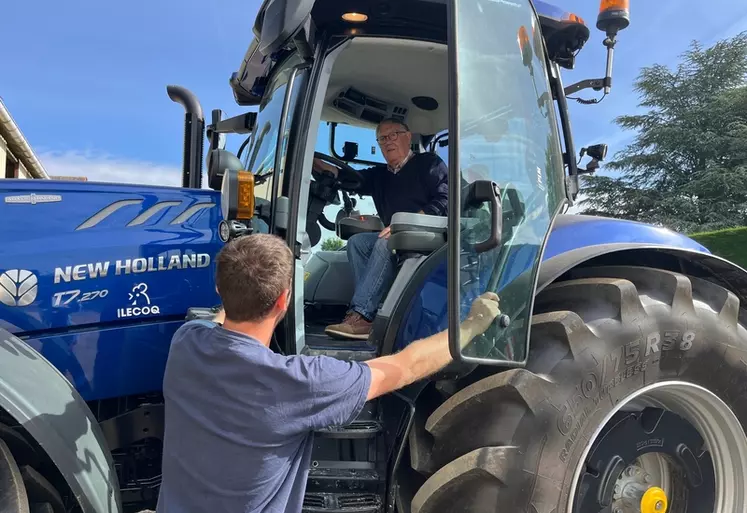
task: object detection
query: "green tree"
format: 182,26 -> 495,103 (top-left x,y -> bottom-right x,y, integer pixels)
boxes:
321,237 -> 344,251
579,32 -> 747,233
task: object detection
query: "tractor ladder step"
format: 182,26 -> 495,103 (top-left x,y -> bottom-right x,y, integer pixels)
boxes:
302,492 -> 383,513
301,344 -> 377,362
316,420 -> 383,439
308,463 -> 383,485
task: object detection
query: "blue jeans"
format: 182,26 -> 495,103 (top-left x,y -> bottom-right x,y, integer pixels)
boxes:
347,232 -> 397,321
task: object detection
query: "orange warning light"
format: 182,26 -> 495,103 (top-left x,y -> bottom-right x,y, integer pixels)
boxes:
236,171 -> 255,220
565,13 -> 585,25
599,0 -> 629,14
597,0 -> 630,33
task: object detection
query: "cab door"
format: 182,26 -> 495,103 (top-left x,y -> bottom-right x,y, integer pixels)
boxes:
447,0 -> 567,365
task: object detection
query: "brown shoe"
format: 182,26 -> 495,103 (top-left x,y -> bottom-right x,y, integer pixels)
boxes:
325,311 -> 372,340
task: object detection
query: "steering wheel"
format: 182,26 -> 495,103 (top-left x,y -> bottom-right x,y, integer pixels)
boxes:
313,151 -> 365,192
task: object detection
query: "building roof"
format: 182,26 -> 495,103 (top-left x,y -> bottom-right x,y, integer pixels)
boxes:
0,97 -> 49,179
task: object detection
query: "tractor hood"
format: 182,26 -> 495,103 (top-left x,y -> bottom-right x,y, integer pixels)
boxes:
0,179 -> 223,336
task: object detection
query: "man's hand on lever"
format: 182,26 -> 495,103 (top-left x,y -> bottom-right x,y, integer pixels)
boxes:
459,291 -> 501,348
364,292 -> 501,400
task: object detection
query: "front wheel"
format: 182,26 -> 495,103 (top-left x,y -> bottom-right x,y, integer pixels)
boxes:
0,420 -> 68,513
408,266 -> 747,513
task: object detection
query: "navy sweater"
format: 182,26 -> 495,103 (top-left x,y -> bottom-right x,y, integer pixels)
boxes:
356,152 -> 449,226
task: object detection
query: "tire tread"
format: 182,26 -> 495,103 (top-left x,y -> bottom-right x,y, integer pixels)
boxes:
408,266 -> 746,513
411,446 -> 514,513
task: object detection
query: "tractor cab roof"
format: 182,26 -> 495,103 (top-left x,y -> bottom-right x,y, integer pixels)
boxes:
230,0 -> 589,107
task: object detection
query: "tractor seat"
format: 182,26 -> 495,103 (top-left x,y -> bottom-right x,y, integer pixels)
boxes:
388,212 -> 447,254
337,214 -> 385,240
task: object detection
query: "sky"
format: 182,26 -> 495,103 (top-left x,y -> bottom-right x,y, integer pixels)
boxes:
3,0 -> 747,191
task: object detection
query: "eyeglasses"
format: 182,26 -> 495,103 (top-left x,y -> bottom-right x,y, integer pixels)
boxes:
376,131 -> 407,144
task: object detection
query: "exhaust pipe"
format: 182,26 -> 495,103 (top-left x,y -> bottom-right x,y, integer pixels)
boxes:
167,85 -> 204,189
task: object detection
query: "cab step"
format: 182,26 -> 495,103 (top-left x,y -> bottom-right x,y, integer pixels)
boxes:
305,332 -> 376,349
302,492 -> 382,513
316,420 -> 382,439
308,464 -> 383,486
301,346 -> 377,362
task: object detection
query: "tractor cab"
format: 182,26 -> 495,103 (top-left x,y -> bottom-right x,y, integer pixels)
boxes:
191,0 -> 630,366
175,0 -> 631,510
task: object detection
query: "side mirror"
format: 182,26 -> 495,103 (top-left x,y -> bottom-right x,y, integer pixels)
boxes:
578,143 -> 608,175
586,143 -> 608,161
208,149 -> 243,191
220,168 -> 255,221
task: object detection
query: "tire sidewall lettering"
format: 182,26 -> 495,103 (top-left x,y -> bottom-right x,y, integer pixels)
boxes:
555,328 -> 697,463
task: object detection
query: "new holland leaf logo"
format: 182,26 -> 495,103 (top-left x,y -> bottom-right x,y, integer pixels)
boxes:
0,270 -> 38,307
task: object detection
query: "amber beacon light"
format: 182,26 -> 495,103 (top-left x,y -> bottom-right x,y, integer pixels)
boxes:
597,0 -> 630,34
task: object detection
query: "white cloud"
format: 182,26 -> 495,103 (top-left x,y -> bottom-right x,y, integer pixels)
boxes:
38,150 -> 184,187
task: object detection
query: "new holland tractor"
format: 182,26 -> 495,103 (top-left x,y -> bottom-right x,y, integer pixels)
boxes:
2,0 -> 747,512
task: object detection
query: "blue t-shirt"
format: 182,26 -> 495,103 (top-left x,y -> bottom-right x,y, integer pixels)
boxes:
156,320 -> 372,513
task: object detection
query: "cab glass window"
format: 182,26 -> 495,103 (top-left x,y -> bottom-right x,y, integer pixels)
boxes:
243,53 -> 305,211
315,122 -> 384,250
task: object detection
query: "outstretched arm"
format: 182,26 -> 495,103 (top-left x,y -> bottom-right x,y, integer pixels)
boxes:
364,292 -> 500,400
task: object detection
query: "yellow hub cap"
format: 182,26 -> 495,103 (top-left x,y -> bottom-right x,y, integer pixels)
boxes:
640,487 -> 668,513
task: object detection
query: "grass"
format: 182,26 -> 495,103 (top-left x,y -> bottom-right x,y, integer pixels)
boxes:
689,226 -> 747,268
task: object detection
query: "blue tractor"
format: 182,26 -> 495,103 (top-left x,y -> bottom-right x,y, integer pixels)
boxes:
2,0 -> 747,512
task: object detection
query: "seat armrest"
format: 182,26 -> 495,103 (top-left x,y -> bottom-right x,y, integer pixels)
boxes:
390,212 -> 447,234
338,215 -> 385,240
388,212 -> 447,254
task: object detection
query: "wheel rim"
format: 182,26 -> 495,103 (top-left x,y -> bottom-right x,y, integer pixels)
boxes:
568,381 -> 747,512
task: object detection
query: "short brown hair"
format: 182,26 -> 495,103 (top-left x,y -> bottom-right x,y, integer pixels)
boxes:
215,234 -> 294,322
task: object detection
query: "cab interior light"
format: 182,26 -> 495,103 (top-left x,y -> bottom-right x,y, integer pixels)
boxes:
342,12 -> 368,23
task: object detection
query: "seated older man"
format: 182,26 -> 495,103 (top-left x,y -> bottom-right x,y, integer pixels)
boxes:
313,118 -> 448,340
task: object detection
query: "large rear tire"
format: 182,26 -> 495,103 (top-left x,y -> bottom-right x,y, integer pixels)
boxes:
408,266 -> 747,513
0,422 -> 67,513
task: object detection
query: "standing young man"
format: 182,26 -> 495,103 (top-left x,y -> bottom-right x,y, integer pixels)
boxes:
156,234 -> 499,513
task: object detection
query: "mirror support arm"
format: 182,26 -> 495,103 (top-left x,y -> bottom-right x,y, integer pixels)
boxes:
563,78 -> 606,96
207,112 -> 258,135
563,33 -> 618,97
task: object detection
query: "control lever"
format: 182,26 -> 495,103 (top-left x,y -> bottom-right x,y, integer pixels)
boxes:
341,190 -> 355,216
463,180 -> 503,253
